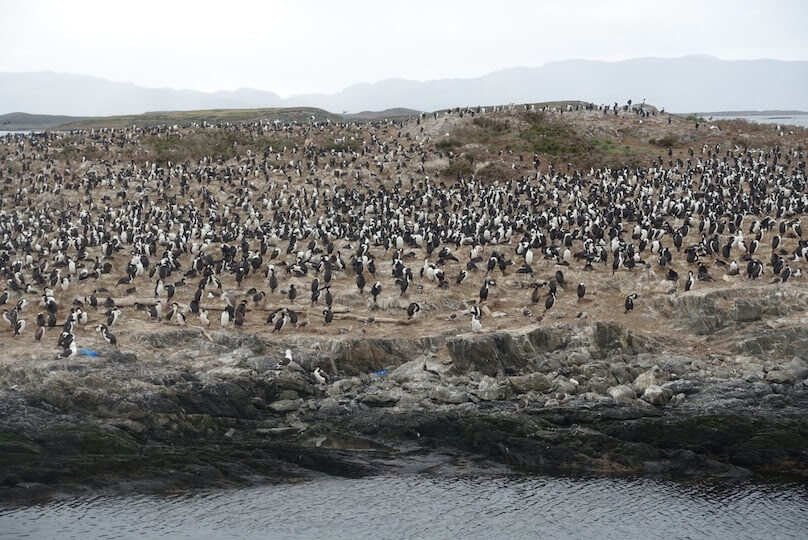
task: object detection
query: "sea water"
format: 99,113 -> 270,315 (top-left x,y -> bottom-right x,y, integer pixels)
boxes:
1,475 -> 806,539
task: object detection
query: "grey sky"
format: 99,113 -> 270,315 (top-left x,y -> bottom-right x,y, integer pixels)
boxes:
1,0 -> 806,97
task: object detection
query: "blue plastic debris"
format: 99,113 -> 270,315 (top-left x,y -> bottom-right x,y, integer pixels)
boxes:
373,369 -> 387,376
79,348 -> 99,357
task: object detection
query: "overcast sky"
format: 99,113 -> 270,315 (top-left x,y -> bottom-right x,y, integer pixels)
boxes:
1,0 -> 806,97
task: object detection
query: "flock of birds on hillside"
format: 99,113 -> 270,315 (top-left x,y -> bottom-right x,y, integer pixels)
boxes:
0,102 -> 806,363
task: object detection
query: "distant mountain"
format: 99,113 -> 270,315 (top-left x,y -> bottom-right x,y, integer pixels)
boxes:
2,56 -> 807,116
0,72 -> 284,117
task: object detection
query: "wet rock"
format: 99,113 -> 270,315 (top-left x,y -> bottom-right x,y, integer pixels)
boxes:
765,358 -> 808,384
584,376 -> 611,395
391,359 -> 441,384
657,293 -> 727,335
633,366 -> 664,394
330,337 -> 426,375
331,377 -> 363,396
733,328 -> 808,359
760,394 -> 788,409
642,384 -> 673,406
173,378 -> 273,419
508,373 -> 554,394
554,377 -> 580,396
607,384 -> 636,403
471,377 -> 513,401
566,349 -> 591,365
590,322 -> 650,356
277,390 -> 300,401
669,393 -> 686,407
429,386 -> 470,404
658,356 -> 693,375
733,299 -> 762,322
268,399 -> 303,413
576,392 -> 612,404
357,391 -> 400,407
106,351 -> 138,364
610,363 -> 635,385
275,371 -> 315,396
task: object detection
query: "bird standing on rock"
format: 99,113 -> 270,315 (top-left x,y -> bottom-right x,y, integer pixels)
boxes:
471,315 -> 483,333
313,367 -> 329,385
625,293 -> 638,313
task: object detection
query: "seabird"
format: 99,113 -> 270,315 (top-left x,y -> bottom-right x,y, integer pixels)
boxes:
624,293 -> 638,313
313,367 -> 329,385
277,349 -> 293,369
96,324 -> 117,346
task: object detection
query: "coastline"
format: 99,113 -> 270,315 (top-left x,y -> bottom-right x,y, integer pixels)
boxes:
2,285 -> 807,505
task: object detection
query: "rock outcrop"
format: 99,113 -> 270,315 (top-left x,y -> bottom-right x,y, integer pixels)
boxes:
2,288 -> 808,502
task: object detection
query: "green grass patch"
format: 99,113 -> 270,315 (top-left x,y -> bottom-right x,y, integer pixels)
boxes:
649,134 -> 680,148
144,131 -> 298,165
324,139 -> 361,152
443,154 -> 475,178
436,138 -> 463,151
518,113 -> 596,156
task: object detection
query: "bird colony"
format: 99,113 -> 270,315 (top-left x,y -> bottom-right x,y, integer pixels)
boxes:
0,104 -> 805,360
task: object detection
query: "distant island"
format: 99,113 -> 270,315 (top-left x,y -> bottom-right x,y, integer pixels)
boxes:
0,108 -> 420,131
696,110 -> 808,116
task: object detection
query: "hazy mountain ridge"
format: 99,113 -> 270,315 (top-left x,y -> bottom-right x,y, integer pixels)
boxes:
2,56 -> 807,116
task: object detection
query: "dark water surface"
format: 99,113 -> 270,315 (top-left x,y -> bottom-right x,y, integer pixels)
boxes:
2,475 -> 807,539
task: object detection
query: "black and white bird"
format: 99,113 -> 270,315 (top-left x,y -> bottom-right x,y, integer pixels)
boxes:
479,278 -> 491,303
685,271 -> 695,292
277,349 -> 293,369
146,300 -> 162,322
456,270 -> 468,284
406,302 -> 421,319
273,312 -> 288,333
13,318 -> 25,336
624,293 -> 638,313
371,281 -> 382,305
576,283 -> 586,302
106,307 -> 122,326
471,315 -> 483,333
58,339 -> 78,359
221,304 -> 234,326
323,308 -> 333,324
96,324 -> 117,346
2,309 -> 17,328
313,367 -> 329,385
545,292 -> 556,311
169,303 -> 186,325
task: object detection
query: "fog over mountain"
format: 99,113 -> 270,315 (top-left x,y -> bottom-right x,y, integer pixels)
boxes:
2,56 -> 806,116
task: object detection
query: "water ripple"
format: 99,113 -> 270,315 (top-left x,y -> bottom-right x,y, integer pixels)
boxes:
2,476 -> 807,539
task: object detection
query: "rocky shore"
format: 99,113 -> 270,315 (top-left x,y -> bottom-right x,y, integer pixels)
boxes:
2,285 -> 808,502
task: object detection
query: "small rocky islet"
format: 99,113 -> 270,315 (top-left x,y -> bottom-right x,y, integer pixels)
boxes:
1,102 -> 807,501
